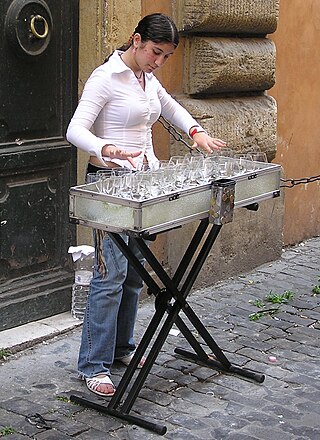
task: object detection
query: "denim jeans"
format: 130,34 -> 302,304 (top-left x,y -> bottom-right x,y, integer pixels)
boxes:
78,232 -> 145,378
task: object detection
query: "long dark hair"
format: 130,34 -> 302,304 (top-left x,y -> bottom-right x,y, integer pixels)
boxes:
120,13 -> 179,51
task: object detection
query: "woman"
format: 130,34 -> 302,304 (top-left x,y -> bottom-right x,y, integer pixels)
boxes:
66,13 -> 226,397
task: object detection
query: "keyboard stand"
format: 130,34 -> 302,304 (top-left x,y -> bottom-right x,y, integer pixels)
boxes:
71,218 -> 265,435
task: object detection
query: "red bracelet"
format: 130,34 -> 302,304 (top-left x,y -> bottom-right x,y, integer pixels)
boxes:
190,127 -> 205,138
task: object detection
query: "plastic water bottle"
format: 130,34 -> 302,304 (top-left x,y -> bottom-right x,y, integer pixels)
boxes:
68,246 -> 95,321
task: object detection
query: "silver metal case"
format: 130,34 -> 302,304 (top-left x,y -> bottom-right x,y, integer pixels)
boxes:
69,162 -> 281,236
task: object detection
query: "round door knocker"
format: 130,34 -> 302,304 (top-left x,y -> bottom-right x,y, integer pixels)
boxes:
5,0 -> 53,58
30,14 -> 49,39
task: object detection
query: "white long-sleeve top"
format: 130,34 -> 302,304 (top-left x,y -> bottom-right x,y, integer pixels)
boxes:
66,50 -> 202,169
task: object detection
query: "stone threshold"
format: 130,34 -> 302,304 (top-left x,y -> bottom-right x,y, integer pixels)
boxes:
0,312 -> 82,354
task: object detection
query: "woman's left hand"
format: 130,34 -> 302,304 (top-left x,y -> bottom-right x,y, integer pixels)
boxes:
191,132 -> 226,154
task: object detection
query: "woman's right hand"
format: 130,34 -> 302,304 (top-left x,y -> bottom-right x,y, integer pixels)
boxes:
102,144 -> 142,168
191,132 -> 226,154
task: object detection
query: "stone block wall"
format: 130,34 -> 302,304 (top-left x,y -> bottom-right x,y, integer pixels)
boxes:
185,37 -> 275,95
175,95 -> 277,160
175,0 -> 279,34
173,0 -> 279,157
166,0 -> 283,286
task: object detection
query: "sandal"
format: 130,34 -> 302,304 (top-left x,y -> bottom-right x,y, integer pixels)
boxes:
116,352 -> 146,369
85,374 -> 116,397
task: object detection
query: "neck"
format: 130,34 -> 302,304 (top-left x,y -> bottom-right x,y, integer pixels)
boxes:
120,48 -> 142,77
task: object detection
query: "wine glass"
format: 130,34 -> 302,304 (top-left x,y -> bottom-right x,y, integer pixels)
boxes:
247,152 -> 268,171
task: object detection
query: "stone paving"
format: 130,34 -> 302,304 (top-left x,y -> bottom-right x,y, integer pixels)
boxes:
0,237 -> 319,439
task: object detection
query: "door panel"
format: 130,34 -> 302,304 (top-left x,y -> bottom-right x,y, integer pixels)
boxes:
0,0 -> 79,330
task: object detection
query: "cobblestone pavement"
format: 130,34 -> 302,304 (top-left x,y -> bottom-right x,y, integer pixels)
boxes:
0,237 -> 319,439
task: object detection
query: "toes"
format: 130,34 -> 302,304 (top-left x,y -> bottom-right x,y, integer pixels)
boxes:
96,383 -> 115,394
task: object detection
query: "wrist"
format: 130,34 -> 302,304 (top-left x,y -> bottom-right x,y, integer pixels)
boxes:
189,126 -> 206,138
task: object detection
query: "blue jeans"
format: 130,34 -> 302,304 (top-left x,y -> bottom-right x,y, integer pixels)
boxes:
78,233 -> 145,378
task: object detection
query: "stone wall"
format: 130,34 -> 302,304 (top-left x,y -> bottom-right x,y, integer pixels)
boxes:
165,0 -> 283,286
174,0 -> 278,34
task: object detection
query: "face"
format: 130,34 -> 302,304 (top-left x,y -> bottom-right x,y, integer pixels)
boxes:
134,35 -> 175,73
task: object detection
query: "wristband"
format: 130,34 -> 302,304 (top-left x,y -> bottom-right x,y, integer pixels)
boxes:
190,127 -> 205,138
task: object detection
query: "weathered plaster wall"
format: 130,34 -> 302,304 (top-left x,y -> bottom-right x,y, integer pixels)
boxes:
270,0 -> 320,244
76,0 -> 141,244
77,0 -> 142,184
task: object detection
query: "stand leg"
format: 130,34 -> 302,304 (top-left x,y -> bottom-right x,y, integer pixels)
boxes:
174,348 -> 265,383
172,218 -> 210,285
134,225 -> 265,383
174,310 -> 230,367
69,395 -> 167,435
108,290 -> 169,409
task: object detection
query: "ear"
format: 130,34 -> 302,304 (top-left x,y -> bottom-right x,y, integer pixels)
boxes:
133,33 -> 142,47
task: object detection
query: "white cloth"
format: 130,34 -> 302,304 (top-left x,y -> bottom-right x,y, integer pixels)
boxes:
66,50 -> 202,169
68,245 -> 95,262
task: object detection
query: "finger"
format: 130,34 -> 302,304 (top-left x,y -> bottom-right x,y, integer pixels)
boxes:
213,139 -> 227,147
210,142 -> 223,151
207,139 -> 227,151
119,150 -> 142,158
127,156 -> 138,168
192,142 -> 211,153
128,150 -> 142,158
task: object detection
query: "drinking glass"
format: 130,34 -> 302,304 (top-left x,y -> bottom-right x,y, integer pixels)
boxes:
161,165 -> 177,193
202,156 -> 219,182
148,161 -> 161,171
119,173 -> 134,199
158,159 -> 171,169
169,155 -> 190,166
111,175 -> 127,197
137,172 -> 154,199
233,154 -> 251,175
101,175 -> 118,195
149,169 -> 165,197
130,173 -> 145,201
173,163 -> 188,189
94,170 -> 113,193
216,156 -> 235,178
85,172 -> 101,192
216,148 -> 234,158
181,154 -> 203,186
97,169 -> 114,178
185,152 -> 205,161
248,151 -> 268,170
248,152 -> 268,165
136,163 -> 150,172
86,173 -> 99,184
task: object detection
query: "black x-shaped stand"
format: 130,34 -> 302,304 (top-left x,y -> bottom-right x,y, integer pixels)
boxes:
71,218 -> 265,435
